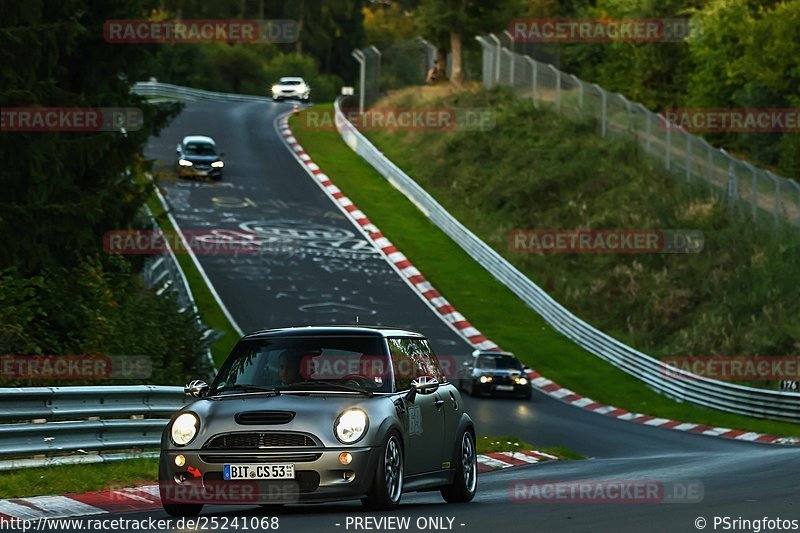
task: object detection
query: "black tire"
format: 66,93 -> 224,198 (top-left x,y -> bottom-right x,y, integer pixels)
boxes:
441,429 -> 477,503
162,503 -> 203,517
362,433 -> 403,510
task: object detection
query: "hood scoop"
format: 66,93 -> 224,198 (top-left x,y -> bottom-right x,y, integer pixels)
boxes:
235,410 -> 295,425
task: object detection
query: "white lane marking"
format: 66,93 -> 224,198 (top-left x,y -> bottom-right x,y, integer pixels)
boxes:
672,423 -> 699,431
429,297 -> 449,308
593,405 -> 618,415
154,188 -> 244,337
550,388 -> 576,399
618,412 -> 645,421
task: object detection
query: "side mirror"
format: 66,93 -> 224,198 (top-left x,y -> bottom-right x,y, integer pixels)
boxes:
185,379 -> 209,398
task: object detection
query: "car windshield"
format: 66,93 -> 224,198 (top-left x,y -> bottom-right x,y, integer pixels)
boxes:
279,79 -> 303,85
184,142 -> 216,156
477,355 -> 522,370
211,336 -> 392,394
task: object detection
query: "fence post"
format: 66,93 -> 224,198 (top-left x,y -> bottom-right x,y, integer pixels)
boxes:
571,75 -> 583,110
664,116 -> 672,170
593,84 -> 606,137
548,65 -> 561,111
640,105 -> 652,152
489,33 -> 501,84
351,49 -> 366,115
745,163 -> 758,222
504,49 -> 515,85
769,171 -> 781,228
619,94 -> 632,132
723,151 -> 737,207
707,143 -> 714,183
686,133 -> 692,181
526,57 -> 538,104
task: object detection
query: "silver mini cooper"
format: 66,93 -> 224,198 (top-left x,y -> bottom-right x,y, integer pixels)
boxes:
159,326 -> 477,516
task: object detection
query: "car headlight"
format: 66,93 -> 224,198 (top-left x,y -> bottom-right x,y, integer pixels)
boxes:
515,377 -> 528,386
211,160 -> 224,168
479,376 -> 488,383
178,159 -> 193,167
297,84 -> 307,92
271,85 -> 280,93
334,408 -> 368,444
171,412 -> 199,446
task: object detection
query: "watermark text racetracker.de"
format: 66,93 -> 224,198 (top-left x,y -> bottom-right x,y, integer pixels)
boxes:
509,229 -> 704,254
510,479 -> 704,504
508,18 -> 697,43
663,356 -> 800,381
1,108 -> 143,132
104,19 -> 298,43
0,516 -> 279,532
303,107 -> 496,132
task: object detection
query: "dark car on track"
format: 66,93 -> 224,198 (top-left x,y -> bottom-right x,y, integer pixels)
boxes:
458,350 -> 532,399
175,135 -> 225,180
159,326 -> 477,516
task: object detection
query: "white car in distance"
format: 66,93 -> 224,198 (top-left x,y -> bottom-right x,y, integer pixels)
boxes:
271,77 -> 311,102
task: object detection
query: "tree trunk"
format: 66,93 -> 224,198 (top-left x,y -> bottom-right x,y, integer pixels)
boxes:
436,47 -> 448,81
450,31 -> 463,85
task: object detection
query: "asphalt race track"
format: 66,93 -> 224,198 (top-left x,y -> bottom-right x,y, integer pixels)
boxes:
78,99 -> 800,533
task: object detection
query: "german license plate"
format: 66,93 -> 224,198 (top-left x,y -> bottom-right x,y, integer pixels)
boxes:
495,385 -> 514,391
223,464 -> 295,480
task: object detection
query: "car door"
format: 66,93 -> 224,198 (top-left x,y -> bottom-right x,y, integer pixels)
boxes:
388,337 -> 446,475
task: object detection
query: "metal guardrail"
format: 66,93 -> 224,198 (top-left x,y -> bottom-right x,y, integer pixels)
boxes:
132,81 -> 272,103
333,97 -> 800,423
0,386 -> 187,469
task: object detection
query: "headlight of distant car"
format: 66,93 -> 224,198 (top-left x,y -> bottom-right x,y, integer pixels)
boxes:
178,159 -> 193,167
271,85 -> 280,93
334,408 -> 368,444
170,412 -> 199,446
210,161 -> 224,168
297,83 -> 307,92
515,377 -> 528,386
479,376 -> 493,383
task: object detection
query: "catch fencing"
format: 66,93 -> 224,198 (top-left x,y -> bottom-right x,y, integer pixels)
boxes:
475,34 -> 800,229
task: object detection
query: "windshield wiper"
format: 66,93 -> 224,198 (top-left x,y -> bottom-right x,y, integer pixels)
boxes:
213,384 -> 280,396
280,381 -> 372,397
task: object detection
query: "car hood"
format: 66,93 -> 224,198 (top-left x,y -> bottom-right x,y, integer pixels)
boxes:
176,392 -> 391,449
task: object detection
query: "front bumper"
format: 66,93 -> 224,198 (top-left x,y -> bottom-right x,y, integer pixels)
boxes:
471,380 -> 531,397
272,91 -> 309,100
159,446 -> 381,505
177,165 -> 222,179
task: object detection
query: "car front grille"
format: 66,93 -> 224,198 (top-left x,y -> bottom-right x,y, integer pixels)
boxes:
203,432 -> 317,449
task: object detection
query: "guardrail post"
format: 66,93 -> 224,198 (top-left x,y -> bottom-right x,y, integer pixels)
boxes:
640,105 -> 652,152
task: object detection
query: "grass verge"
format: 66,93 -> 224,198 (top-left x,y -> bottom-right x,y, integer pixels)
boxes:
289,104 -> 800,438
0,458 -> 158,499
476,435 -> 585,460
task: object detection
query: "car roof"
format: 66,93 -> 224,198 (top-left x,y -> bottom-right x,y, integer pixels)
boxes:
242,325 -> 425,340
182,135 -> 215,145
278,77 -> 305,82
